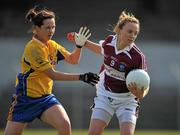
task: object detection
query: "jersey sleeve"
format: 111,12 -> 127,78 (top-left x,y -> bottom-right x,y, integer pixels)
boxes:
139,54 -> 148,71
24,46 -> 52,71
100,35 -> 114,55
99,40 -> 105,55
50,40 -> 71,62
56,44 -> 71,61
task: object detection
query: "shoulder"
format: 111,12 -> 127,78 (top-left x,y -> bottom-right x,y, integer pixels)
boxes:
24,40 -> 45,58
102,35 -> 116,46
24,40 -> 39,53
48,40 -> 65,49
131,44 -> 147,65
25,39 -> 42,50
104,35 -> 116,44
48,40 -> 59,47
131,43 -> 145,56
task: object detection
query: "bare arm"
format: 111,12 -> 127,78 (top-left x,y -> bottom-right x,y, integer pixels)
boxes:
85,40 -> 102,55
44,67 -> 80,81
44,67 -> 100,86
65,47 -> 82,64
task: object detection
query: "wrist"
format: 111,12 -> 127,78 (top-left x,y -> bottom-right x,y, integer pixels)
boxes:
76,45 -> 82,48
79,74 -> 83,80
84,40 -> 88,47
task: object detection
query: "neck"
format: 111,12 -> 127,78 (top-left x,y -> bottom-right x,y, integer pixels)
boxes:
34,35 -> 48,46
116,39 -> 128,50
118,43 -> 127,50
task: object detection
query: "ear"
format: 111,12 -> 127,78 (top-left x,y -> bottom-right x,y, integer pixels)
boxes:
33,30 -> 37,34
32,26 -> 37,34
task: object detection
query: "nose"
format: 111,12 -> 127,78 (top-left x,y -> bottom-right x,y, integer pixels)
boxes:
131,33 -> 137,39
49,28 -> 55,34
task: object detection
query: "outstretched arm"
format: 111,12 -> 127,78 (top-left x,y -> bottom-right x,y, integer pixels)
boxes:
44,67 -> 100,86
65,47 -> 82,64
85,40 -> 102,55
67,27 -> 102,55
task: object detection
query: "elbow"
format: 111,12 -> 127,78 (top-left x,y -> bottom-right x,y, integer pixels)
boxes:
70,60 -> 79,65
47,73 -> 56,80
44,69 -> 58,80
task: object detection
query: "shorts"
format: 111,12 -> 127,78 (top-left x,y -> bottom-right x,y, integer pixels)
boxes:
7,94 -> 60,123
91,95 -> 140,125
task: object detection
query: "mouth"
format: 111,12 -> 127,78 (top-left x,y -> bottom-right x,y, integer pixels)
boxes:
128,39 -> 133,42
48,35 -> 53,38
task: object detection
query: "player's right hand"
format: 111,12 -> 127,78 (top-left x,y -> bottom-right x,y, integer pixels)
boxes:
79,72 -> 99,86
127,82 -> 145,99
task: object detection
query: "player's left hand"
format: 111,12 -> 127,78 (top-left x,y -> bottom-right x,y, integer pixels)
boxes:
67,27 -> 91,48
127,82 -> 145,99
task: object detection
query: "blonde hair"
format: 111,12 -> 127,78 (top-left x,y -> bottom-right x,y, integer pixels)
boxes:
113,11 -> 140,33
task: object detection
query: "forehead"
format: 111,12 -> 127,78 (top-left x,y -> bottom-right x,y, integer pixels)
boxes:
123,22 -> 139,31
43,18 -> 55,26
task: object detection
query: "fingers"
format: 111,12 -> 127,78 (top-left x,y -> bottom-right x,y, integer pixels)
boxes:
85,72 -> 99,86
92,73 -> 100,79
74,26 -> 91,46
89,79 -> 99,84
84,28 -> 90,37
78,27 -> 83,35
88,77 -> 99,86
78,26 -> 91,37
86,33 -> 91,39
81,27 -> 87,35
89,82 -> 95,86
128,84 -> 144,99
89,79 -> 99,86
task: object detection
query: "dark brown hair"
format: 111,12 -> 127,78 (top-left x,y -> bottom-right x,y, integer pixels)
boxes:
25,6 -> 55,27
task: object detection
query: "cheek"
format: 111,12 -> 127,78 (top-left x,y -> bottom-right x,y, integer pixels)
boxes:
121,33 -> 128,40
52,28 -> 56,33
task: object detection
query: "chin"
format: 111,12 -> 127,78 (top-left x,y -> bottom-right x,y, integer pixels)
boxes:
128,41 -> 133,44
46,37 -> 51,41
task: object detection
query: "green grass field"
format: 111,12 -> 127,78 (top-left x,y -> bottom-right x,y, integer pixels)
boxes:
0,129 -> 180,135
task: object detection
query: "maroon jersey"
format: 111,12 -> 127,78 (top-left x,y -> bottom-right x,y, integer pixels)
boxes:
99,35 -> 147,93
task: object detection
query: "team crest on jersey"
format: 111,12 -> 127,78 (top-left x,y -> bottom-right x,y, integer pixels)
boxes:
119,63 -> 126,72
48,54 -> 57,65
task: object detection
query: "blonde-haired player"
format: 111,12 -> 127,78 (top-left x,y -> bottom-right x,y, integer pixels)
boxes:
68,11 -> 149,135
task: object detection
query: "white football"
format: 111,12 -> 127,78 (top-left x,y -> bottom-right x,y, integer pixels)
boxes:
126,69 -> 150,90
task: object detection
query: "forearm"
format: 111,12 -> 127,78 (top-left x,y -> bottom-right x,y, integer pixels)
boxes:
85,40 -> 102,54
44,68 -> 100,86
45,68 -> 80,81
53,71 -> 80,81
66,47 -> 82,64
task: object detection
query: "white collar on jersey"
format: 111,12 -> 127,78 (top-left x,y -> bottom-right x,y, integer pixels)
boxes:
106,35 -> 134,59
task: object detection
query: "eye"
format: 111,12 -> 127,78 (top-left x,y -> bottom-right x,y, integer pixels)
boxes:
128,30 -> 138,36
128,30 -> 133,34
134,31 -> 138,36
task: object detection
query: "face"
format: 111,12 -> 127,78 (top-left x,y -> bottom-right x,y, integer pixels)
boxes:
35,18 -> 56,43
118,22 -> 139,46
